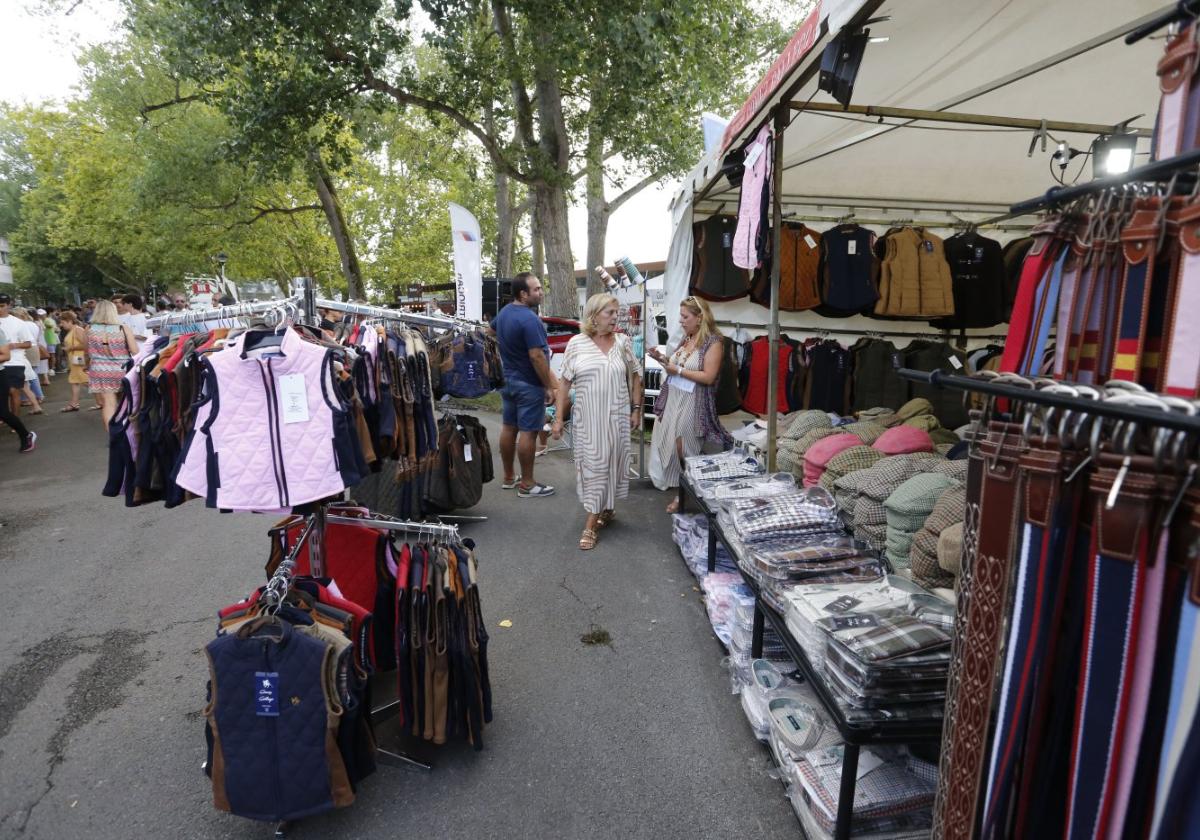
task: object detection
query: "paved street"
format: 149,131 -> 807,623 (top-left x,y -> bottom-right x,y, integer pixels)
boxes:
0,376 -> 797,839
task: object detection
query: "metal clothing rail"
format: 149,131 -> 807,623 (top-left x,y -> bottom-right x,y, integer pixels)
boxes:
1008,146 -> 1200,216
1126,0 -> 1200,44
315,297 -> 479,331
715,319 -> 1010,342
895,368 -> 1200,434
145,297 -> 299,329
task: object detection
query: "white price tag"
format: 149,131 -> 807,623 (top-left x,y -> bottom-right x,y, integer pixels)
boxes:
804,234 -> 817,249
464,443 -> 473,462
949,355 -> 963,370
847,240 -> 857,255
743,140 -> 765,169
668,374 -> 696,393
278,373 -> 310,424
856,750 -> 886,780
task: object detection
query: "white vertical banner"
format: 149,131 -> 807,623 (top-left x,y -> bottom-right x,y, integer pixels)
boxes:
448,202 -> 482,321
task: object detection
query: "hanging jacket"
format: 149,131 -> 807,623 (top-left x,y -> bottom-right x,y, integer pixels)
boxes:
903,340 -> 969,428
818,224 -> 879,315
714,336 -> 743,415
873,227 -> 956,318
434,332 -> 493,399
690,215 -> 752,301
739,335 -> 792,415
851,339 -> 907,414
930,232 -> 1008,329
750,223 -> 823,311
174,329 -> 365,511
204,620 -> 354,821
733,124 -> 772,270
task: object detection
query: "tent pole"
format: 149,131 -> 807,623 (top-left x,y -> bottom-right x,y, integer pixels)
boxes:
766,105 -> 786,472
790,102 -> 1153,137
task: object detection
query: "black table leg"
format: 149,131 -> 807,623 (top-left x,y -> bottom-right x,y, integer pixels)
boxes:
835,742 -> 859,840
751,598 -> 765,658
707,519 -> 717,573
678,480 -> 686,513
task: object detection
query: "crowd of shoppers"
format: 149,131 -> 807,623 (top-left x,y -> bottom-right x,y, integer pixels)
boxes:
0,290 -> 177,453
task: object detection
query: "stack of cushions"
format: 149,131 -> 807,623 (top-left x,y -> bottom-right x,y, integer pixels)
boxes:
929,427 -> 961,446
852,455 -> 938,550
802,433 -> 863,487
927,458 -> 968,482
910,486 -> 966,590
819,446 -> 884,494
938,522 -> 964,580
857,406 -> 896,425
874,426 -> 935,456
785,410 -> 832,440
901,414 -> 941,433
884,473 -> 960,574
883,398 -> 934,427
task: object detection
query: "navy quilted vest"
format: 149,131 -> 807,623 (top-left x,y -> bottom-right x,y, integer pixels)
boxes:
205,621 -> 353,821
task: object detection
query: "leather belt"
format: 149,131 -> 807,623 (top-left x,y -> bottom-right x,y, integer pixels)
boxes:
934,421 -> 1025,840
1000,220 -> 1066,375
1155,25 -> 1200,161
1164,200 -> 1200,396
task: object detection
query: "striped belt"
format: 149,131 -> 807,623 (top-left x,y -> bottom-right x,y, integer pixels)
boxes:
1000,221 -> 1066,376
1154,25 -> 1200,161
1163,200 -> 1200,397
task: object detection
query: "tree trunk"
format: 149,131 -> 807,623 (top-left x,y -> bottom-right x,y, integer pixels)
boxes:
484,100 -> 515,279
536,185 -> 576,317
531,44 -> 576,317
584,131 -> 609,299
307,147 -> 364,300
530,201 -> 545,279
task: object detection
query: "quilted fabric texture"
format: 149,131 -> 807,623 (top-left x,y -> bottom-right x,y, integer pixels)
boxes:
819,446 -> 884,494
802,433 -> 864,487
910,486 -> 966,589
884,473 -> 958,571
793,427 -> 841,457
873,426 -> 935,456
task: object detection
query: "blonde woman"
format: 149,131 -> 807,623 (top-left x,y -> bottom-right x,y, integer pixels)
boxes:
647,295 -> 732,510
86,300 -> 138,426
551,293 -> 643,550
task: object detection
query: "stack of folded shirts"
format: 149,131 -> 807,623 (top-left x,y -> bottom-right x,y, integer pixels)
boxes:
742,535 -> 885,589
787,745 -> 936,840
768,686 -> 842,771
702,472 -> 796,506
852,455 -> 941,550
684,452 -> 764,487
819,613 -> 951,713
730,601 -> 788,661
802,433 -> 864,488
883,473 -> 959,573
728,487 -> 840,544
909,485 -> 966,590
818,445 -> 884,495
671,512 -> 737,578
780,578 -> 917,668
739,659 -> 804,741
701,573 -> 755,646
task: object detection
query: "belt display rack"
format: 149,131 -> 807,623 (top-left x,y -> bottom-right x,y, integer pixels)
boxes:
677,474 -> 943,840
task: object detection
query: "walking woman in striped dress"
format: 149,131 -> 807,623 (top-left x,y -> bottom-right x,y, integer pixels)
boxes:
551,293 -> 643,550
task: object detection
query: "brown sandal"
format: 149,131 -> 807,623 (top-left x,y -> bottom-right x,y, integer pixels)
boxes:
666,499 -> 680,514
597,510 -> 615,528
579,528 -> 598,550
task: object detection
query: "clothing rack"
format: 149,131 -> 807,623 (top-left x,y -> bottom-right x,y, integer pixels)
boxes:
776,212 -> 1034,233
145,297 -> 299,329
1008,145 -> 1200,216
315,297 -> 478,332
715,320 -> 1010,343
895,368 -> 1200,434
1125,0 -> 1200,44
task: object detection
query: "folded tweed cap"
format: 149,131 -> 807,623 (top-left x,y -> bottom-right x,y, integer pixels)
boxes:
803,433 -> 864,487
909,485 -> 966,590
912,539 -> 958,589
835,452 -> 936,519
793,426 -> 841,457
890,397 -> 934,425
860,454 -> 936,502
934,442 -> 957,456
857,406 -> 896,423
776,444 -> 801,476
853,497 -> 890,527
929,427 -> 961,446
902,414 -> 942,433
819,446 -> 885,493
873,425 -> 936,456
926,458 -> 968,482
784,410 -> 833,441
854,522 -> 887,551
938,521 -> 965,576
885,473 -> 959,523
839,420 -> 887,445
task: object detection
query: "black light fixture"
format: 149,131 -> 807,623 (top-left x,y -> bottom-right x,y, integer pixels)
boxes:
1093,133 -> 1139,177
818,22 -> 881,107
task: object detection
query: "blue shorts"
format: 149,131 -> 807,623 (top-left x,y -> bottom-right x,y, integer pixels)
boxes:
501,379 -> 546,432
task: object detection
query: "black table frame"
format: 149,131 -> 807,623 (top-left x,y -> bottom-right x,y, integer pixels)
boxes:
678,474 -> 943,840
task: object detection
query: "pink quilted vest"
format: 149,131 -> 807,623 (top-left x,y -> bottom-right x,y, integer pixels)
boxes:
175,328 -> 357,510
733,123 -> 772,270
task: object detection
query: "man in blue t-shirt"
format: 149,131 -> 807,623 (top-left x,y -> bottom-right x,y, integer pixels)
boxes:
492,272 -> 558,497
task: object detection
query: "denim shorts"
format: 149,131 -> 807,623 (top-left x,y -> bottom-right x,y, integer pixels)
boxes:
501,379 -> 546,432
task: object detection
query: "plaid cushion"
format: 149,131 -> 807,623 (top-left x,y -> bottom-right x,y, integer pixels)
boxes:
937,521 -> 964,576
793,426 -> 840,457
929,427 -> 961,446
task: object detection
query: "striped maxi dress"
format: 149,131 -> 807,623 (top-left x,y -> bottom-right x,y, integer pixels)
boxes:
560,333 -> 640,515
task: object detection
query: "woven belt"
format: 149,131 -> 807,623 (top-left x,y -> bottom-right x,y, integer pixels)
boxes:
1154,25 -> 1200,161
934,421 -> 1025,840
1000,220 -> 1065,375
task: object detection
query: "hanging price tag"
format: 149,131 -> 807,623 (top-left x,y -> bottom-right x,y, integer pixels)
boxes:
464,443 -> 473,462
949,355 -> 963,370
278,374 -> 310,424
255,671 -> 280,717
804,234 -> 817,249
847,240 -> 857,255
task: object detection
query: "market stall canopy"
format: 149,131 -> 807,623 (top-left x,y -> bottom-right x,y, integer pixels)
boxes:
689,0 -> 1171,216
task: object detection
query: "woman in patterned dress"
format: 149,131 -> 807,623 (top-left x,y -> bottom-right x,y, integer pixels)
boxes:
551,293 -> 643,550
86,300 -> 138,426
647,296 -> 731,510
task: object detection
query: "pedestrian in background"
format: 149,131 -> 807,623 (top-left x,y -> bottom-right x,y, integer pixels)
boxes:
118,294 -> 148,345
646,295 -> 731,510
492,272 -> 558,498
41,307 -> 61,374
0,322 -> 35,452
10,308 -> 45,413
552,293 -> 643,550
86,300 -> 137,426
59,311 -> 88,412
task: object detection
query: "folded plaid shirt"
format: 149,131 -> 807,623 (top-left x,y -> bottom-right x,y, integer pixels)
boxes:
730,490 -> 840,542
794,745 -> 936,828
818,611 -> 952,662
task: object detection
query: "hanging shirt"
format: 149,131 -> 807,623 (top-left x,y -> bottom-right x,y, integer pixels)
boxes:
930,232 -> 1007,329
733,124 -> 772,270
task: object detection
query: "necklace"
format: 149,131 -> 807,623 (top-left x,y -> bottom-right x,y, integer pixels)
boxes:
671,333 -> 698,367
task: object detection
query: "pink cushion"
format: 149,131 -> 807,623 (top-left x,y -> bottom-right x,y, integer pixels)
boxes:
872,426 -> 935,456
802,433 -> 863,487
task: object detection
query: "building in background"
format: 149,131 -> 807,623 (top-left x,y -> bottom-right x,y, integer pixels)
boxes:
0,237 -> 12,285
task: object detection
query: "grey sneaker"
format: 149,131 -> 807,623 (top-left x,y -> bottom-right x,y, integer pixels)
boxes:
501,476 -> 522,490
19,431 -> 36,453
517,482 -> 555,498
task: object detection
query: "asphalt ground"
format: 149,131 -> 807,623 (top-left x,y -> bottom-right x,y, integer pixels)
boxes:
0,375 -> 798,839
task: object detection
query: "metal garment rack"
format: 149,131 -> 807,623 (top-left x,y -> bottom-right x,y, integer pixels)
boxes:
675,474 -> 943,840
